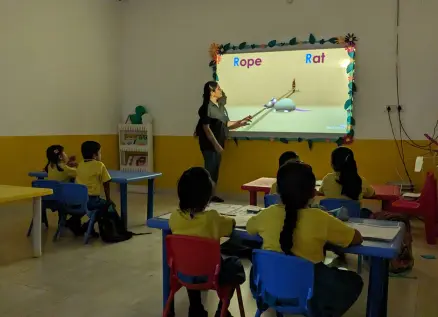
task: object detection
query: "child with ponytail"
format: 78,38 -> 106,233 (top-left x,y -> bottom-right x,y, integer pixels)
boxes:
45,145 -> 77,182
247,161 -> 364,316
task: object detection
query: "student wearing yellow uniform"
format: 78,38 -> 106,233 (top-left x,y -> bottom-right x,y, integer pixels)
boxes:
247,161 -> 363,317
76,141 -> 112,213
169,167 -> 245,317
320,147 -> 375,200
270,151 -> 300,194
45,145 -> 77,182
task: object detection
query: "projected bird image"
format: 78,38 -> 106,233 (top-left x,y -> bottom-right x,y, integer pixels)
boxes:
216,48 -> 350,135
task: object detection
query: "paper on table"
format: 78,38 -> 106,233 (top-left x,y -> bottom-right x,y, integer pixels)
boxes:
316,180 -> 323,186
415,156 -> 424,172
158,213 -> 172,219
234,214 -> 255,228
348,222 -> 400,241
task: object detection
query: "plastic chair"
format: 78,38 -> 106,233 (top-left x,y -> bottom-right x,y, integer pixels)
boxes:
252,250 -> 314,317
319,198 -> 361,218
391,172 -> 437,244
27,180 -> 62,236
264,194 -> 280,207
163,235 -> 245,317
56,183 -> 97,244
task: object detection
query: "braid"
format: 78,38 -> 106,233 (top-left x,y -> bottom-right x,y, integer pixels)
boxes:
280,198 -> 299,254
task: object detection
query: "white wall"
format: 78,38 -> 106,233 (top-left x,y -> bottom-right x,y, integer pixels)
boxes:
121,0 -> 438,140
0,0 -> 122,136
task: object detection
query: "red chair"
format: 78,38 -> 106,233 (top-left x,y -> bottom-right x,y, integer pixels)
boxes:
163,235 -> 245,317
391,172 -> 437,244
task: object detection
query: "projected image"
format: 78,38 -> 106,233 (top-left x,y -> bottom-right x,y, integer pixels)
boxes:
216,48 -> 351,135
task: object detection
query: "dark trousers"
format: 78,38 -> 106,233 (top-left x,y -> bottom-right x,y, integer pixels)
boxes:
202,150 -> 222,184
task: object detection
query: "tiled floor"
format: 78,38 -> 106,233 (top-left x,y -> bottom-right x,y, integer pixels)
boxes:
0,190 -> 437,316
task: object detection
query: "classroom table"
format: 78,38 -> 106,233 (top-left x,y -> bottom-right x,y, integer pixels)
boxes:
0,185 -> 53,257
241,177 -> 401,208
28,170 -> 162,228
147,209 -> 404,317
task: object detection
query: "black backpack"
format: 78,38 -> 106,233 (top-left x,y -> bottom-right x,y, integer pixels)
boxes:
97,203 -> 133,243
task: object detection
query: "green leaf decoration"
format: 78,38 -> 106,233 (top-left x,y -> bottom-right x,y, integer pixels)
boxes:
223,43 -> 231,52
352,82 -> 357,93
209,60 -> 216,67
336,137 -> 344,146
213,73 -> 218,81
238,42 -> 247,50
309,34 -> 316,44
347,129 -> 355,137
319,39 -> 326,44
307,139 -> 314,150
348,51 -> 355,58
346,63 -> 354,74
347,116 -> 356,125
348,82 -> 353,90
344,99 -> 352,110
328,37 -> 337,44
250,44 -> 256,49
279,138 -> 288,144
297,137 -> 303,143
289,38 -> 297,45
268,40 -> 277,47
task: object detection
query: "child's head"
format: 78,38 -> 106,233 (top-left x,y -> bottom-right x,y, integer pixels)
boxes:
277,161 -> 316,255
331,146 -> 362,200
177,167 -> 213,215
278,151 -> 300,167
45,145 -> 68,172
81,141 -> 101,161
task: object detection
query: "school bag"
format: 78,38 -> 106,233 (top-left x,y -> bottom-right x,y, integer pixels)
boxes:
371,211 -> 414,274
97,203 -> 134,243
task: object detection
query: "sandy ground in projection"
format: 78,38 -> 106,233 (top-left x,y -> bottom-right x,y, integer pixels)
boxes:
227,105 -> 347,134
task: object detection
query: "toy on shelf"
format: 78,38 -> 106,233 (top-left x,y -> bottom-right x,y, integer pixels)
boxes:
126,105 -> 147,124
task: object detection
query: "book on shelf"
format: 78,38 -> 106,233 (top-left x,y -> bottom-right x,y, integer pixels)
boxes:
126,155 -> 148,167
122,133 -> 148,146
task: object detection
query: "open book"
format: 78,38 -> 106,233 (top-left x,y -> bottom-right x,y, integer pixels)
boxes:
348,222 -> 400,241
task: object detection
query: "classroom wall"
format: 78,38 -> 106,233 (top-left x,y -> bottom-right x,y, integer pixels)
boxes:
121,0 -> 438,193
0,0 -> 122,185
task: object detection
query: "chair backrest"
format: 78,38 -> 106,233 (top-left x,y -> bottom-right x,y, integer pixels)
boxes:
166,235 -> 221,289
252,250 -> 314,314
58,183 -> 89,211
319,198 -> 361,218
32,180 -> 61,201
264,194 -> 281,207
419,172 -> 437,207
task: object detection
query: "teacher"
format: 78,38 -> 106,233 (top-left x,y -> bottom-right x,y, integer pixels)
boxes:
195,81 -> 251,203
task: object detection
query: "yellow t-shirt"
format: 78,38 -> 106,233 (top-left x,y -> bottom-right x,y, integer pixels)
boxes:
47,164 -> 77,182
246,205 -> 355,263
169,209 -> 235,240
75,160 -> 111,196
320,172 -> 375,200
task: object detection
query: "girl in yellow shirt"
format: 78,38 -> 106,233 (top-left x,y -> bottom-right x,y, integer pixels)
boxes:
247,162 -> 363,317
45,145 -> 77,182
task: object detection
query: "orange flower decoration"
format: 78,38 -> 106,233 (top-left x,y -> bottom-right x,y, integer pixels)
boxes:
348,76 -> 354,81
336,36 -> 345,45
209,43 -> 220,60
343,135 -> 354,145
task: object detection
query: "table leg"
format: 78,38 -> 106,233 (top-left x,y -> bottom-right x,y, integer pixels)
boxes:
32,197 -> 42,257
147,179 -> 155,220
162,229 -> 174,315
249,191 -> 257,206
120,183 -> 128,229
366,257 -> 389,317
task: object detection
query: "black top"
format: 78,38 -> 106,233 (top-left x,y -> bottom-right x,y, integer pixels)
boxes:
196,94 -> 229,152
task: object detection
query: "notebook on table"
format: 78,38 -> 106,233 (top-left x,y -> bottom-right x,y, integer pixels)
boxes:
348,222 -> 400,241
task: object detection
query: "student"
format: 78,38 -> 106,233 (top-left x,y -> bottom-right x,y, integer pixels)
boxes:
169,167 -> 245,317
45,145 -> 77,182
270,151 -> 300,194
76,141 -> 112,236
247,161 -> 363,316
320,146 -> 375,200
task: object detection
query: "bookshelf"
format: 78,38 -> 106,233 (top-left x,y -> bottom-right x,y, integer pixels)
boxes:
118,115 -> 153,192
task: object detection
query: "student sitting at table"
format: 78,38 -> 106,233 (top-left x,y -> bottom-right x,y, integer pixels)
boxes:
75,141 -> 112,237
45,145 -> 77,182
270,151 -> 301,194
247,161 -> 364,317
169,167 -> 246,317
320,146 -> 375,218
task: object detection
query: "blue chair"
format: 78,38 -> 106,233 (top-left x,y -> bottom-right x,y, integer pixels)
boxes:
252,250 -> 314,317
319,198 -> 361,218
27,180 -> 62,236
264,194 -> 280,207
319,198 -> 363,273
56,183 -> 98,244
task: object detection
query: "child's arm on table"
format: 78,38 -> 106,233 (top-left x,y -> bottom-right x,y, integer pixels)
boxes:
213,211 -> 236,237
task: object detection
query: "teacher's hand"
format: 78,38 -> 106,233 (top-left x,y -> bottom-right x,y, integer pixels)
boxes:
238,115 -> 252,127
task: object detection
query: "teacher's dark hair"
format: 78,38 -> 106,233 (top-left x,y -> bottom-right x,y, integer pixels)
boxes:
331,147 -> 362,200
177,167 -> 213,216
194,81 -> 218,136
277,162 -> 316,255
